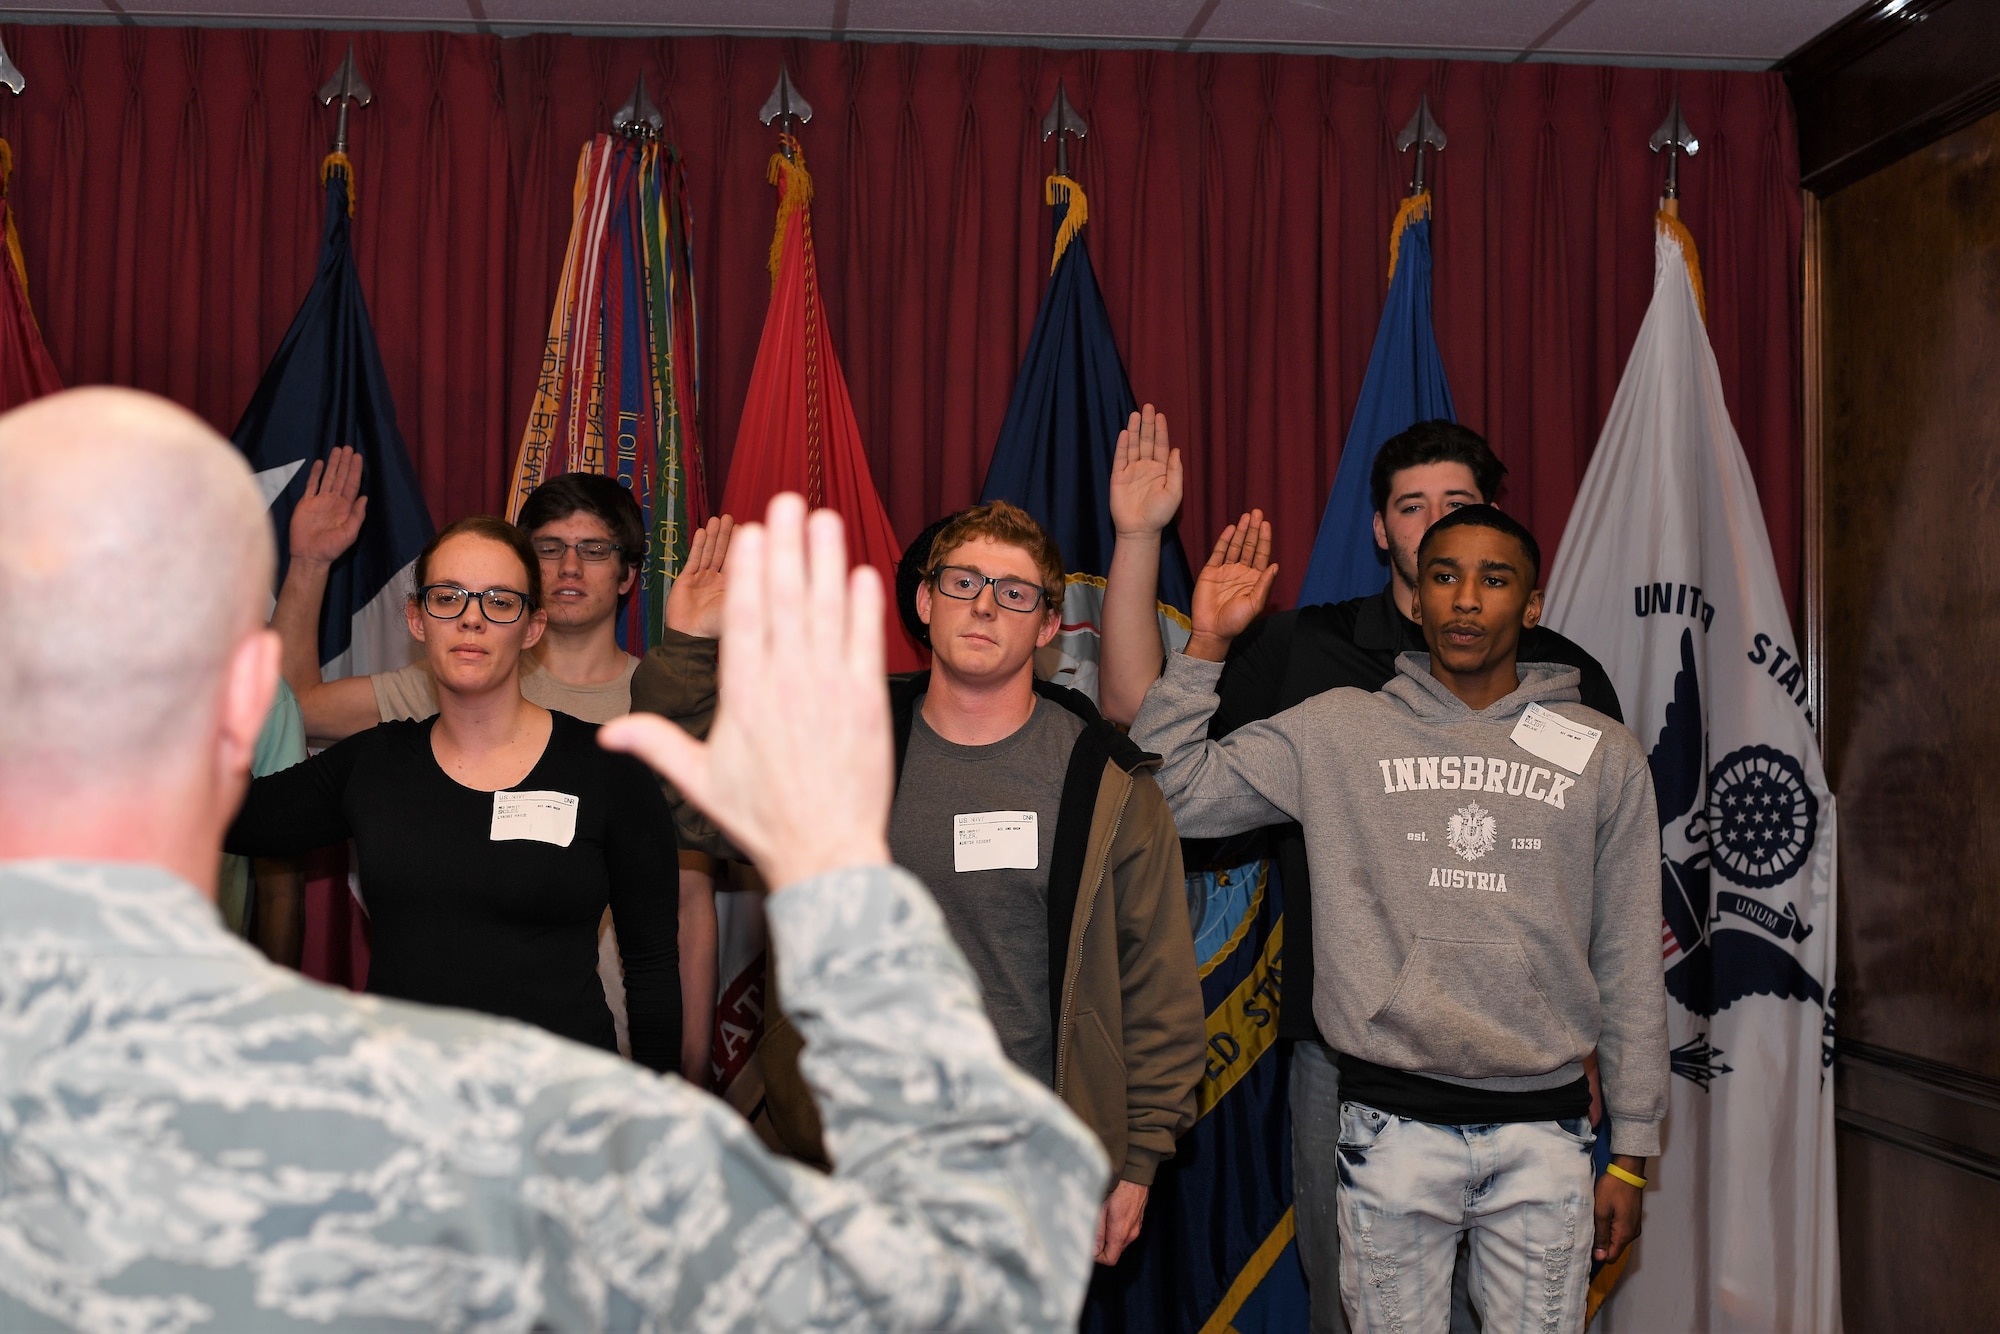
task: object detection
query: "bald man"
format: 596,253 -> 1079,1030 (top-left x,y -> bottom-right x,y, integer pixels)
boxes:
0,388 -> 1107,1330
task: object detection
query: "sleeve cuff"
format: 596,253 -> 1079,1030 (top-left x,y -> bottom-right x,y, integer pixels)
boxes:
1607,1117 -> 1662,1159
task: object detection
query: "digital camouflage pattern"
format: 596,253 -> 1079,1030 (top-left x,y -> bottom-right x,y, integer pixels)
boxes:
0,859 -> 1108,1332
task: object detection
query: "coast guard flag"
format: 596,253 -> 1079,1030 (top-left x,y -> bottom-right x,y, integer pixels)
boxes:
1297,194 -> 1454,607
979,175 -> 1194,703
1544,214 -> 1840,1333
235,158 -> 433,680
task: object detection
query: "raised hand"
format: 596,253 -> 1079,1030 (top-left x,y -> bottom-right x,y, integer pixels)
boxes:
601,496 -> 893,892
1109,404 -> 1184,540
289,446 -> 367,565
663,513 -> 736,639
1187,510 -> 1278,660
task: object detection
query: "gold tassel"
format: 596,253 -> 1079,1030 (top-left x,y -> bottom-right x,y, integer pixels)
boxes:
1386,190 -> 1431,283
1044,174 -> 1088,275
0,138 -> 29,321
765,136 -> 814,285
1656,209 -> 1707,324
320,151 -> 357,215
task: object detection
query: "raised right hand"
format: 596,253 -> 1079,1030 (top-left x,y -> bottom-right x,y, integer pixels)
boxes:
1188,510 -> 1278,657
289,446 -> 367,564
600,496 -> 894,893
1109,404 -> 1183,540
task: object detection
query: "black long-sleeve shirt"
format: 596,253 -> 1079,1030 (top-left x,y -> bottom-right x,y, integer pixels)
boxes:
227,711 -> 681,1071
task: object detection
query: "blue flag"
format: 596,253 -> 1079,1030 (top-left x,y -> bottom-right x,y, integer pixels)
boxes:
980,179 -> 1194,703
235,161 -> 433,676
1297,200 -> 1455,608
1083,859 -> 1309,1333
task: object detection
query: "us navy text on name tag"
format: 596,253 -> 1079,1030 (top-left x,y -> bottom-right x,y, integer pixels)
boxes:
954,811 -> 1039,873
490,790 -> 580,847
1511,703 -> 1601,775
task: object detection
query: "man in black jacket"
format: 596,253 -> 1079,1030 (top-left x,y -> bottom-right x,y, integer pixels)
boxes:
1097,413 -> 1621,1334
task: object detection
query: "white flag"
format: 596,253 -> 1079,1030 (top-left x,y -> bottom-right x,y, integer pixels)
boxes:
1545,216 -> 1840,1333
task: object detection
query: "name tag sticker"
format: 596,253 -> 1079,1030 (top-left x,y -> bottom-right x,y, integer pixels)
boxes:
954,811 -> 1039,873
491,790 -> 580,848
1511,703 -> 1601,775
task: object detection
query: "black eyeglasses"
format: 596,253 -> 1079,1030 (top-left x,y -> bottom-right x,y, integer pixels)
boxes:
531,537 -> 629,563
418,584 -> 531,624
931,565 -> 1047,613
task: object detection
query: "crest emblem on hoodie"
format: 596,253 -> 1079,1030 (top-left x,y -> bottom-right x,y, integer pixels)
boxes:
1446,802 -> 1498,861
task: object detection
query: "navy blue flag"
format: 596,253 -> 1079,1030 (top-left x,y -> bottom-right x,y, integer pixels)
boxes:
1083,858 -> 1309,1333
1297,197 -> 1455,608
235,161 -> 432,676
980,178 -> 1194,703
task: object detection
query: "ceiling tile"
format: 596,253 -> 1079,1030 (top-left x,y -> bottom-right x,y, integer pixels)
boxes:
1198,0 -> 1577,55
846,0 -> 1207,44
480,0 -> 840,32
1541,0 -> 1868,62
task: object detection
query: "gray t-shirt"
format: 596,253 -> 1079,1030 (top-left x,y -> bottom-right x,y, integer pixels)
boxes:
890,696 -> 1086,1088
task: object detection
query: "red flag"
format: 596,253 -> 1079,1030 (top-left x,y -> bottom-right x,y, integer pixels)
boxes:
0,140 -> 61,410
722,140 -> 923,671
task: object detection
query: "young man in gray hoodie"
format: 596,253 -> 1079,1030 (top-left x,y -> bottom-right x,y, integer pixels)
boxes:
1131,504 -> 1667,1334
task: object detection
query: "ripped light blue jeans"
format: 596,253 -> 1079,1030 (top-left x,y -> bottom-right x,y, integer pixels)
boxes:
1335,1101 -> 1594,1334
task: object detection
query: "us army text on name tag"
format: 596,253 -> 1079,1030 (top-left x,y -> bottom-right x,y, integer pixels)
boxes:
954,811 -> 1039,873
1511,702 -> 1601,775
490,791 -> 580,847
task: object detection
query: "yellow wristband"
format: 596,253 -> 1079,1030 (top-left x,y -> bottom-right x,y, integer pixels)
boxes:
1604,1163 -> 1648,1189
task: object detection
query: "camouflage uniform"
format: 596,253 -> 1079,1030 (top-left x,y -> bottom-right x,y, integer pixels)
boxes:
0,859 -> 1108,1332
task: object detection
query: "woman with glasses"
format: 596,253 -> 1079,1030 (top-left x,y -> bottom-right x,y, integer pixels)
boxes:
226,516 -> 682,1071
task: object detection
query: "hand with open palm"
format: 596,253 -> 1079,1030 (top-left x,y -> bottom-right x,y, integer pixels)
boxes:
288,446 -> 367,566
663,514 -> 736,640
1109,404 -> 1182,541
1187,510 -> 1277,662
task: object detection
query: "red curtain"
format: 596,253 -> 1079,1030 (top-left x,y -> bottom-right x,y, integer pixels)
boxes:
0,27 -> 1801,616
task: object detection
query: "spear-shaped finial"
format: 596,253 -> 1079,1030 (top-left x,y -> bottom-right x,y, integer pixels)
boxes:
1395,95 -> 1447,196
1649,96 -> 1700,206
613,72 -> 663,140
317,46 -> 373,155
759,65 -> 814,161
1041,80 -> 1088,179
0,33 -> 25,96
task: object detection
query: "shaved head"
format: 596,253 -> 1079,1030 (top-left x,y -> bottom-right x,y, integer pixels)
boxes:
0,388 -> 274,781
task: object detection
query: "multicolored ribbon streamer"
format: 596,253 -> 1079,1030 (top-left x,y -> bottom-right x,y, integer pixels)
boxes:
509,134 -> 706,650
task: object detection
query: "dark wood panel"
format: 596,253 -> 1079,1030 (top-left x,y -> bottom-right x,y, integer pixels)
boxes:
1837,1128 -> 2000,1329
1819,96 -> 2000,1330
1820,104 -> 2000,1081
1784,0 -> 2000,195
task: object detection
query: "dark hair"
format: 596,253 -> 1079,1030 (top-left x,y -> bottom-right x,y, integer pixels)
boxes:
921,501 -> 1066,610
1369,420 -> 1508,516
516,472 -> 646,574
1416,504 -> 1542,587
412,516 -> 544,611
897,511 -> 965,647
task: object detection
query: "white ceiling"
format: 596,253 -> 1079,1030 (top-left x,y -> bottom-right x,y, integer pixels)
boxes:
0,0 -> 1869,67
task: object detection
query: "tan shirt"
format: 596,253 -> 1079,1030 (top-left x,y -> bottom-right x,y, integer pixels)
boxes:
371,655 -> 639,726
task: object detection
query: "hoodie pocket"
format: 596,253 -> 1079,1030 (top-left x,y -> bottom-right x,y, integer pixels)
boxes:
1366,937 -> 1583,1078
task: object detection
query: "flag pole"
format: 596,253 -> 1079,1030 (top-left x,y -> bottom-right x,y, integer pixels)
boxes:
316,46 -> 372,212
759,64 -> 813,162
1649,95 -> 1699,218
612,72 -> 662,141
1041,81 -> 1090,272
0,32 -> 25,96
1395,93 -> 1447,198
317,46 -> 372,158
1388,96 -> 1446,281
1041,79 -> 1087,183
